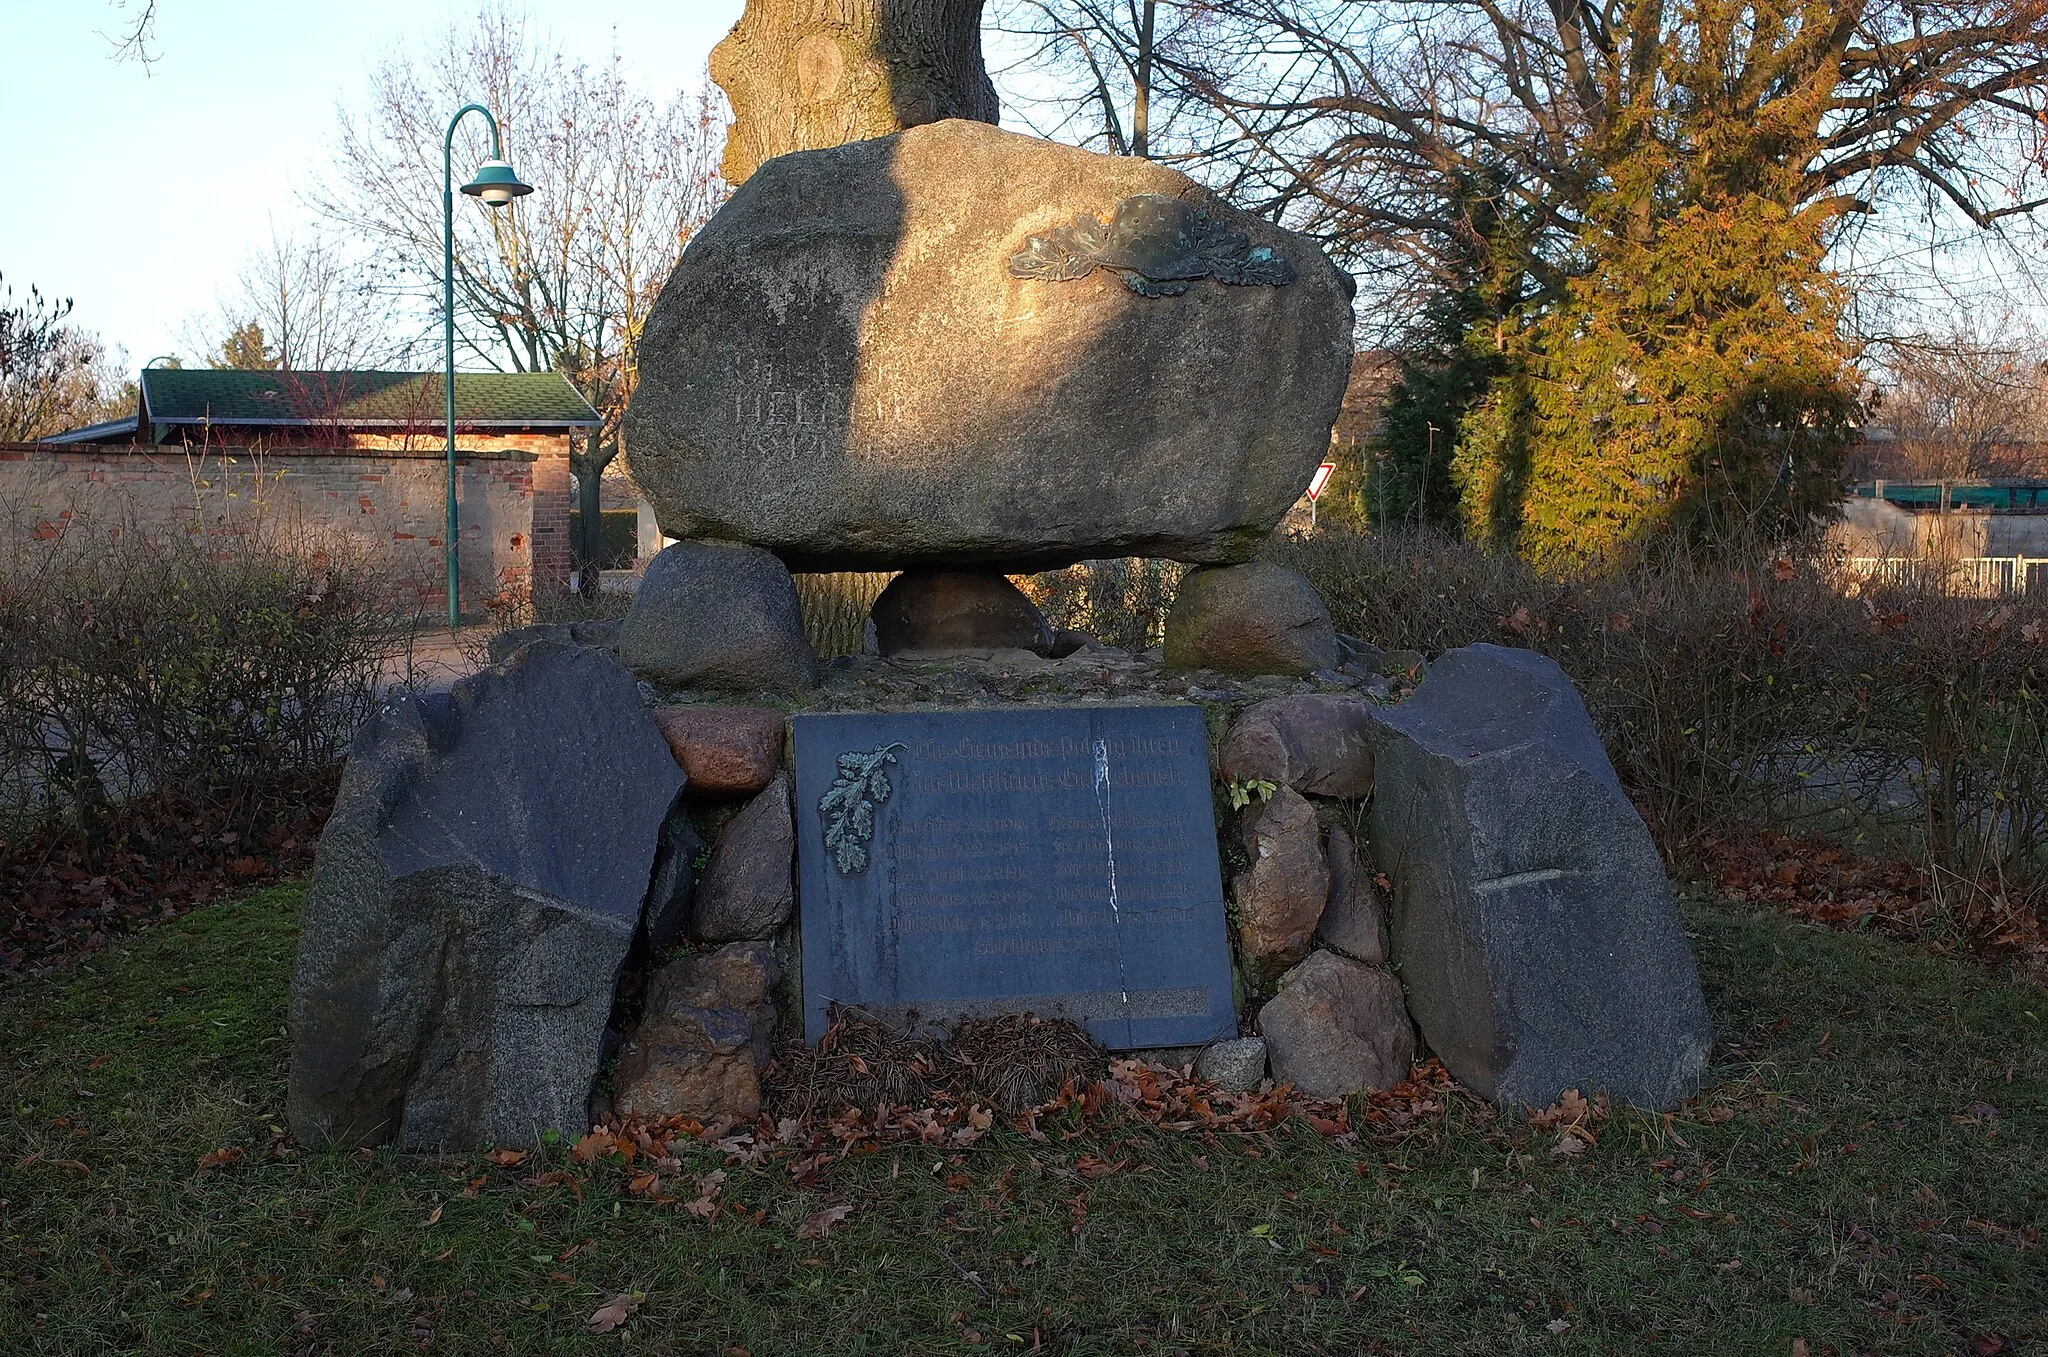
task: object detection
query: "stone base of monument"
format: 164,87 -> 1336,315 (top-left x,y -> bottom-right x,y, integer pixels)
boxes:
870,569 -> 1055,659
618,541 -> 820,692
1164,562 -> 1344,677
285,624 -> 1712,1151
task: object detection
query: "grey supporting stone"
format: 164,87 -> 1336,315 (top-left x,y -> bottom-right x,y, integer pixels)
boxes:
643,805 -> 706,956
1364,643 -> 1713,1110
690,774 -> 797,944
1318,823 -> 1388,964
1195,1036 -> 1269,1091
618,540 -> 819,691
1256,950 -> 1414,1099
624,121 -> 1356,572
1164,562 -> 1341,676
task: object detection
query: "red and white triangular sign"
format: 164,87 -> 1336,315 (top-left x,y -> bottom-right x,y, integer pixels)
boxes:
1305,462 -> 1337,502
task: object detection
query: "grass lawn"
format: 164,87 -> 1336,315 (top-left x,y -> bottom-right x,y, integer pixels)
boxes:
2,884 -> 2044,1356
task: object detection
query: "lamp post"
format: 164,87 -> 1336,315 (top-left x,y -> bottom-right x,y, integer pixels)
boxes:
442,103 -> 532,628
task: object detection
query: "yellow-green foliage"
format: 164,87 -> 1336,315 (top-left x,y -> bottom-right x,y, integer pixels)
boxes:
1446,0 -> 1863,568
1512,197 -> 1857,569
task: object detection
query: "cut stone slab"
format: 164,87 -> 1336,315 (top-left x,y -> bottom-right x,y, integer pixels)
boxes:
624,119 -> 1355,571
287,643 -> 684,1150
618,540 -> 819,690
652,705 -> 786,797
1232,786 -> 1329,978
1218,693 -> 1377,797
613,941 -> 780,1122
1319,823 -> 1387,964
1257,949 -> 1415,1099
870,569 -> 1054,657
1165,562 -> 1341,676
1364,643 -> 1713,1109
790,705 -> 1238,1049
690,774 -> 797,943
1196,1037 -> 1268,1091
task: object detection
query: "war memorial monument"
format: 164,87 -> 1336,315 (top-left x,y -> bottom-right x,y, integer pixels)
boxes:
285,0 -> 1712,1150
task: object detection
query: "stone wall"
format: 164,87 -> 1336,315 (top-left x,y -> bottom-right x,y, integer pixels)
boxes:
0,442 -> 571,612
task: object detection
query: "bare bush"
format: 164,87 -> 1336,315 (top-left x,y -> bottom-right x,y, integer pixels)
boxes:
1022,559 -> 1186,652
792,563 -> 1190,660
1864,316 -> 2048,480
1277,528 -> 2048,935
796,573 -> 895,659
0,516 -> 417,863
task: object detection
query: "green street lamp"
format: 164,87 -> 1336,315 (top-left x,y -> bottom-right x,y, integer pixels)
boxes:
442,103 -> 532,628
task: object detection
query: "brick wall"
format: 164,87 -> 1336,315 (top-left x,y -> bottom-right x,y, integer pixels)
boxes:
531,446 -> 572,595
0,442 -> 571,614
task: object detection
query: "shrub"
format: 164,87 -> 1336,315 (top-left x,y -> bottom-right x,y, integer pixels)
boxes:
0,517 -> 416,863
1275,527 -> 2048,934
1022,559 -> 1187,653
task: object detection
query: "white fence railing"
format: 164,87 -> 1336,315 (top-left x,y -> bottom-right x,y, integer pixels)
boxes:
1845,556 -> 2048,597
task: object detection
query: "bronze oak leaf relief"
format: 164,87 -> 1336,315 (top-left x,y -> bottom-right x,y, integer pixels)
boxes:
1008,194 -> 1296,298
818,743 -> 906,876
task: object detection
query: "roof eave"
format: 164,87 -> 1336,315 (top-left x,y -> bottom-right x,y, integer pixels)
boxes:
39,416 -> 143,445
148,416 -> 603,430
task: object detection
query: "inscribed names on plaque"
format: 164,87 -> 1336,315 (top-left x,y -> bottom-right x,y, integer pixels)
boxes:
790,706 -> 1237,1050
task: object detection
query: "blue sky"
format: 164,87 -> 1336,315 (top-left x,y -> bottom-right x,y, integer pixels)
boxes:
0,1 -> 746,368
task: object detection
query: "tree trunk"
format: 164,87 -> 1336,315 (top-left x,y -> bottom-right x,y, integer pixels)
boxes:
709,0 -> 999,186
572,434 -> 614,600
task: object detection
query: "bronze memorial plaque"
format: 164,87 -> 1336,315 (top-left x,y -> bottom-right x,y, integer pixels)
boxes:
790,706 -> 1237,1049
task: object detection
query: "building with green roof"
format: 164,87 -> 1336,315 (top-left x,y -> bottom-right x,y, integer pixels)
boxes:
20,370 -> 613,613
43,369 -> 600,448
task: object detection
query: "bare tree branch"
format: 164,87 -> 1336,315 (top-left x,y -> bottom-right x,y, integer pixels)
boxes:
104,0 -> 158,66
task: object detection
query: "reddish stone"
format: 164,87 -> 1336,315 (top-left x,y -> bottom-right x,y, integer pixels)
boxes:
1218,694 -> 1378,798
652,705 -> 786,796
613,941 -> 779,1122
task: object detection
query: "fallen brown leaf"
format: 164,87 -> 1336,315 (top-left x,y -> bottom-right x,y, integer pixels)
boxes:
798,1203 -> 854,1239
586,1291 -> 643,1334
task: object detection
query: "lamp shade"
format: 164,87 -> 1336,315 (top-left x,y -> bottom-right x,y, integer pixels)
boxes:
461,159 -> 533,207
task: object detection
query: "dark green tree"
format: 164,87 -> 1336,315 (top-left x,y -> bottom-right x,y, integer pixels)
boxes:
1373,290 -> 1495,530
1368,169 -> 1531,532
210,321 -> 280,371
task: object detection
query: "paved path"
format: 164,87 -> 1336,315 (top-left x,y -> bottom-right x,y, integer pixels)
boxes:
380,627 -> 494,695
